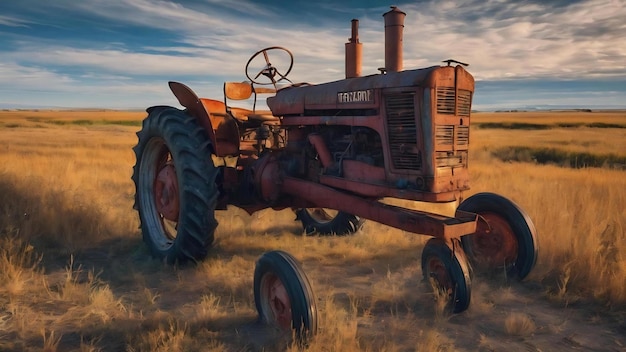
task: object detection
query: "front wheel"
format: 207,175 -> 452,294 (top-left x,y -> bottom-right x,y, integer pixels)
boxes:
254,250 -> 318,342
132,107 -> 219,264
421,238 -> 472,313
458,192 -> 538,280
294,208 -> 362,236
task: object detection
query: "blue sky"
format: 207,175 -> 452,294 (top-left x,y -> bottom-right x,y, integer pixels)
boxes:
1,0 -> 625,110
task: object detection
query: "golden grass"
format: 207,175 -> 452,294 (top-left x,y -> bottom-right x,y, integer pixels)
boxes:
0,110 -> 624,351
472,126 -> 626,157
468,161 -> 626,305
473,110 -> 626,125
504,312 -> 536,336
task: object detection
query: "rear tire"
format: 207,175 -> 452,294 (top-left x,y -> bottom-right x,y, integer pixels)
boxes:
295,208 -> 362,236
254,250 -> 318,342
132,107 -> 219,264
458,192 -> 538,280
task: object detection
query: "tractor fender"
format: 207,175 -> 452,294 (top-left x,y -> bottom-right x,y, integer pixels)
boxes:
168,81 -> 217,146
168,81 -> 239,156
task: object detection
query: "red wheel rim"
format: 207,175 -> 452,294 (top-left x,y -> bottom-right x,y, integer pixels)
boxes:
154,162 -> 179,221
261,273 -> 292,330
468,211 -> 518,269
426,256 -> 452,295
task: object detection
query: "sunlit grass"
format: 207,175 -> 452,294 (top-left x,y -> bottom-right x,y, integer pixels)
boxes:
504,312 -> 536,336
468,159 -> 626,305
473,110 -> 625,124
0,110 -> 624,350
473,127 -> 626,158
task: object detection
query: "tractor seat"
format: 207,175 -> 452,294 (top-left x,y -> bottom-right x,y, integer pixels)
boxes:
224,82 -> 280,125
228,107 -> 279,124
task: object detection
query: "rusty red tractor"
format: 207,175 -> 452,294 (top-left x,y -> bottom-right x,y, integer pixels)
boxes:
132,6 -> 537,334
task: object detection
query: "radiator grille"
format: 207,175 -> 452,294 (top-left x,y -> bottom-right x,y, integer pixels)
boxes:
436,87 -> 455,115
385,94 -> 421,170
435,125 -> 454,145
458,89 -> 472,116
436,87 -> 473,116
456,125 -> 469,145
435,125 -> 469,146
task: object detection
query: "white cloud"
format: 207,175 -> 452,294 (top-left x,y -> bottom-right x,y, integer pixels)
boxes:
0,62 -> 75,88
396,0 -> 626,81
0,14 -> 32,27
4,46 -> 243,77
69,0 -> 277,35
1,0 -> 625,109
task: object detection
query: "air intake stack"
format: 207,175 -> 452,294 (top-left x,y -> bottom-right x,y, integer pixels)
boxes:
383,6 -> 406,73
345,19 -> 362,78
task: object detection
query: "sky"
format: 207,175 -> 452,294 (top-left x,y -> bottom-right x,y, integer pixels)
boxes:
0,0 -> 625,111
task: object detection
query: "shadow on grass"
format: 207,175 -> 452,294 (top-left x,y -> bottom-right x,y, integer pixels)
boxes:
0,174 -> 301,351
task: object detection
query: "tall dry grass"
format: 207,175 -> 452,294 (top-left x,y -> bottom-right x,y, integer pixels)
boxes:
0,110 -> 624,351
469,159 -> 626,306
468,113 -> 626,305
473,110 -> 625,125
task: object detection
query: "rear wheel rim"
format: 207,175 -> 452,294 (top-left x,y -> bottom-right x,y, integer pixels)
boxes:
154,163 -> 179,221
138,138 -> 180,250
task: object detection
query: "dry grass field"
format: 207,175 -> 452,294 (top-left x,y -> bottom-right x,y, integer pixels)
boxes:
0,109 -> 625,351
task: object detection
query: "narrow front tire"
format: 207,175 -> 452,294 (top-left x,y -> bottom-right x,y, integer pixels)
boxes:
421,238 -> 472,313
458,192 -> 538,280
254,250 -> 318,341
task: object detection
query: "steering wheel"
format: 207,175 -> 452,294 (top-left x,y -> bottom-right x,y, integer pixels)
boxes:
245,46 -> 294,85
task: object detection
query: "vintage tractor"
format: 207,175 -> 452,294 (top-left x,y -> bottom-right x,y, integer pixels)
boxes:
132,6 -> 538,331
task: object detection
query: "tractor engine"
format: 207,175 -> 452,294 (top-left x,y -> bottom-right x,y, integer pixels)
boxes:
267,63 -> 473,203
305,125 -> 383,170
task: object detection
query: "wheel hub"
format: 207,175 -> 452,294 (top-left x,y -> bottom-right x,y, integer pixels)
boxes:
267,275 -> 292,330
471,212 -> 518,268
154,163 -> 179,221
427,257 -> 452,295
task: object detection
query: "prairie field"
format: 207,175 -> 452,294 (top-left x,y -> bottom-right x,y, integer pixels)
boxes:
0,109 -> 625,351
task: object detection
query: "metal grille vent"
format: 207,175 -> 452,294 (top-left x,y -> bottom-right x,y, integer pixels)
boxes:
436,87 -> 455,115
385,93 -> 421,170
458,89 -> 472,116
456,126 -> 469,145
435,125 -> 454,145
436,88 -> 473,116
435,125 -> 470,146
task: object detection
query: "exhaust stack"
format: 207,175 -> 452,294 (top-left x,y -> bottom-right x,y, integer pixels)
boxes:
383,6 -> 406,73
345,19 -> 362,78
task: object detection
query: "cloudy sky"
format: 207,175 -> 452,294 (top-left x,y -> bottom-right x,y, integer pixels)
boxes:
1,0 -> 625,110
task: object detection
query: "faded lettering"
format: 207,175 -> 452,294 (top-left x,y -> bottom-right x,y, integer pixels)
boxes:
337,89 -> 373,103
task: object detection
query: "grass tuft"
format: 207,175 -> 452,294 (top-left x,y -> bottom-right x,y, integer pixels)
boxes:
504,312 -> 536,336
0,232 -> 42,297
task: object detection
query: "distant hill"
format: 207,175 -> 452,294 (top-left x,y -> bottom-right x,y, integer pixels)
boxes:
473,104 -> 626,112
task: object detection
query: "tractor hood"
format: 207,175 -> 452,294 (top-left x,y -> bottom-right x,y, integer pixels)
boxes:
267,66 -> 442,116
